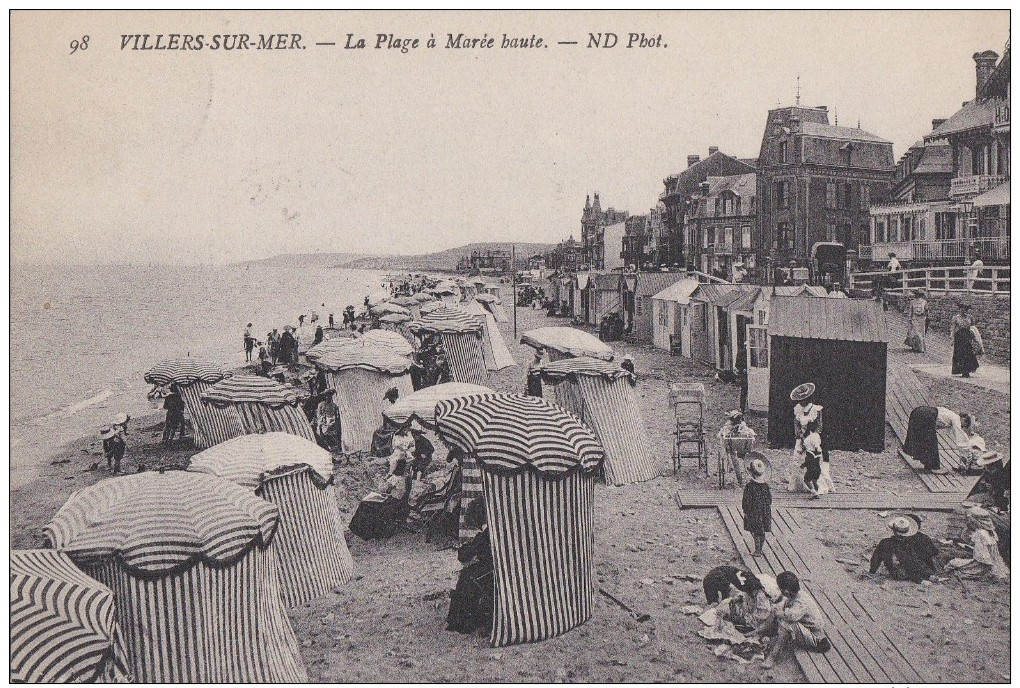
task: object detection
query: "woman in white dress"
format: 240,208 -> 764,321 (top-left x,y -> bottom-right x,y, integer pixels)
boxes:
789,383 -> 834,493
905,289 -> 928,353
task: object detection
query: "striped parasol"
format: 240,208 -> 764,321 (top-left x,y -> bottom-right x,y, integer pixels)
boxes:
188,432 -> 334,489
418,300 -> 445,314
313,346 -> 412,375
387,295 -> 419,307
521,326 -> 615,361
44,471 -> 279,575
369,302 -> 411,317
305,337 -> 357,362
435,393 -> 604,475
356,329 -> 415,357
200,375 -> 303,408
409,307 -> 483,335
383,382 -> 494,428
11,549 -> 131,683
412,292 -> 437,303
144,359 -> 232,386
536,356 -> 634,381
379,312 -> 412,324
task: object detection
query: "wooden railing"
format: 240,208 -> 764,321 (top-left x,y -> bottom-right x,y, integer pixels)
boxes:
849,266 -> 1011,294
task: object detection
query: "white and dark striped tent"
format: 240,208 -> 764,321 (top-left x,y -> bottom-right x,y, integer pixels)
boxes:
188,433 -> 355,608
314,346 -> 415,452
200,375 -> 316,443
536,357 -> 657,486
435,393 -> 604,647
418,300 -> 445,314
144,358 -> 242,448
354,329 -> 415,357
11,549 -> 131,683
521,327 -> 615,362
44,472 -> 307,683
463,300 -> 517,371
305,337 -> 358,363
412,292 -> 437,304
474,293 -> 510,323
370,302 -> 411,318
409,310 -> 490,387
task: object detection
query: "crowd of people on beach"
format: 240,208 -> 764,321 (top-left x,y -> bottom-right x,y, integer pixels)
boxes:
89,270 -> 1008,677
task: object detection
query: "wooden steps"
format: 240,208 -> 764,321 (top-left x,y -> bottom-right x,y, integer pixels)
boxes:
677,490 -> 964,510
716,505 -> 927,683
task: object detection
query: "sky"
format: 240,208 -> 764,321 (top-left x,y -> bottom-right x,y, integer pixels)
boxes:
10,10 -> 1010,265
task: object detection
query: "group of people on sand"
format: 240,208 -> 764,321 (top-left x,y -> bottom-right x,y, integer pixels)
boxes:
903,290 -> 984,380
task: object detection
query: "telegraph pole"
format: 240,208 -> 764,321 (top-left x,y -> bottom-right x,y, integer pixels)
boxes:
511,243 -> 518,340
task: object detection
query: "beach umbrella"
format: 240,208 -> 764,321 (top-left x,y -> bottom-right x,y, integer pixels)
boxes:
314,347 -> 414,452
356,329 -> 415,357
188,433 -> 355,608
379,312 -> 412,324
306,337 -> 358,362
366,290 -> 391,307
412,292 -> 437,303
383,382 -> 494,429
11,549 -> 131,683
388,295 -> 418,307
144,359 -> 240,448
418,300 -> 445,314
416,306 -> 480,327
201,375 -> 316,443
435,393 -> 603,647
44,472 -> 307,682
536,357 -> 657,485
521,326 -> 615,361
370,302 -> 411,317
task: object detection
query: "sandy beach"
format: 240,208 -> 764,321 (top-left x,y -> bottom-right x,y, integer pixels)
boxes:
10,281 -> 1011,683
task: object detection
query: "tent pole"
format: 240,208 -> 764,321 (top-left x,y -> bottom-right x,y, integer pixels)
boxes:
512,244 -> 518,341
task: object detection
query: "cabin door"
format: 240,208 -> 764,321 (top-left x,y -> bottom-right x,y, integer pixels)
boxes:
746,325 -> 770,412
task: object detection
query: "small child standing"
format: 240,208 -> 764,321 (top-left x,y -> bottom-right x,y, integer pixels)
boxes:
801,420 -> 823,497
742,455 -> 772,556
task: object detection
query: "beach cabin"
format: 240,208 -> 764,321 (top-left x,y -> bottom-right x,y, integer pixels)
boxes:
687,284 -> 738,368
766,296 -> 888,452
573,273 -> 590,323
649,278 -> 700,353
709,288 -> 748,372
627,272 -> 689,344
589,273 -> 623,327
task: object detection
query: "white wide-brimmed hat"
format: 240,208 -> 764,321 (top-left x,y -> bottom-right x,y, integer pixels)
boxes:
99,425 -> 116,440
790,382 -> 816,402
888,515 -> 919,537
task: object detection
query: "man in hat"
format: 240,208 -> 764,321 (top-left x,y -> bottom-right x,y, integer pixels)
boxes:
100,424 -> 126,474
162,385 -> 186,444
315,389 -> 341,450
718,410 -> 756,487
620,353 -> 635,376
868,515 -> 940,582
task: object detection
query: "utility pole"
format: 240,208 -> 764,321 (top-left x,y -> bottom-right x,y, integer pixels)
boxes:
511,243 -> 518,340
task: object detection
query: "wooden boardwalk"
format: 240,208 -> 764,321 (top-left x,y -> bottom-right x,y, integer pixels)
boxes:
717,504 -> 927,683
677,490 -> 964,511
886,363 -> 978,493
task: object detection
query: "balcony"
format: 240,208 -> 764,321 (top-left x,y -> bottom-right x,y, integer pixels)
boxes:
709,242 -> 735,255
950,175 -> 1008,198
860,237 -> 1009,263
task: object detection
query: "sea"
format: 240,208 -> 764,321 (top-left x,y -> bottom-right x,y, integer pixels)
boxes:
10,263 -> 388,489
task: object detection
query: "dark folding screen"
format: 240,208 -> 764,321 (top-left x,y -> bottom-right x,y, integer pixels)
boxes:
767,337 -> 887,453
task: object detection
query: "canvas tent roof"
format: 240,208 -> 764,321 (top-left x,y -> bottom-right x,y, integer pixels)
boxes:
651,278 -> 700,304
767,296 -> 889,342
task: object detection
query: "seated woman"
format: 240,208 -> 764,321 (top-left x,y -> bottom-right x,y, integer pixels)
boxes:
447,498 -> 494,635
900,406 -> 972,474
348,457 -> 413,540
755,571 -> 830,668
703,566 -> 779,633
945,507 -> 1010,581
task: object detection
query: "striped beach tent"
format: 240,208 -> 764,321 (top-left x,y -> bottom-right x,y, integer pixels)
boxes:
144,358 -> 242,448
44,472 -> 307,682
305,337 -> 358,363
536,357 -> 657,485
188,433 -> 355,608
412,291 -> 437,304
11,549 -> 131,683
355,329 -> 415,357
314,346 -> 414,452
521,326 -> 615,362
418,300 -> 444,314
382,382 -> 494,429
408,312 -> 489,387
200,375 -> 316,443
370,302 -> 411,318
464,301 -> 517,371
435,393 -> 604,647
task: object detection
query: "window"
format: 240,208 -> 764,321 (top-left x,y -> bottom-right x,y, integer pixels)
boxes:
756,310 -> 767,325
827,222 -> 837,242
935,212 -> 955,240
779,141 -> 788,163
889,216 -> 900,242
702,228 -> 709,248
918,216 -> 926,239
714,199 -> 721,217
723,196 -> 735,216
775,181 -> 789,209
636,296 -> 644,316
724,227 -> 733,247
777,222 -> 792,249
860,185 -> 870,211
741,225 -> 752,249
903,215 -> 913,241
826,182 -> 837,209
843,182 -> 853,209
875,218 -> 887,243
748,326 -> 769,368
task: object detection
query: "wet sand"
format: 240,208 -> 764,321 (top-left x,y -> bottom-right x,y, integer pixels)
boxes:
10,282 -> 1010,683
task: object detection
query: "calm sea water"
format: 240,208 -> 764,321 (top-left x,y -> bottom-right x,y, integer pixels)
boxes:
10,263 -> 386,487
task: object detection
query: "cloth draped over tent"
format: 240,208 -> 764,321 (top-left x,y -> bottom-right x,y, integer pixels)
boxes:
520,327 -> 615,362
200,376 -> 316,443
537,357 -> 657,486
188,433 -> 355,608
144,359 -> 238,449
382,382 -> 494,429
11,549 -> 131,683
435,393 -> 603,647
44,472 -> 307,683
408,316 -> 490,387
315,350 -> 414,452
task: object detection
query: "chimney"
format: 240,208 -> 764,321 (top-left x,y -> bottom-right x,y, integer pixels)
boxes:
708,146 -> 719,156
974,50 -> 999,98
931,118 -> 947,131
700,182 -> 710,195
687,155 -> 701,168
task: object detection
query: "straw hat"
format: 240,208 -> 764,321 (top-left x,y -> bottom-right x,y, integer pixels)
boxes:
726,409 -> 744,421
748,458 -> 768,482
790,382 -> 816,402
99,425 -> 116,439
113,412 -> 130,426
967,506 -> 997,532
975,451 -> 1002,467
888,515 -> 919,538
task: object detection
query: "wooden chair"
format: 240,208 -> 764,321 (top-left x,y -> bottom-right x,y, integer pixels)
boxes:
669,383 -> 707,474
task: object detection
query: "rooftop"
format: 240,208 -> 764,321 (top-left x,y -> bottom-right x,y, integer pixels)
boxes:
768,296 -> 889,342
798,121 -> 891,144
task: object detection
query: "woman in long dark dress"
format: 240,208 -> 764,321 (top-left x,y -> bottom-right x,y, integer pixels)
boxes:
951,302 -> 979,377
348,458 -> 412,540
447,498 -> 494,634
